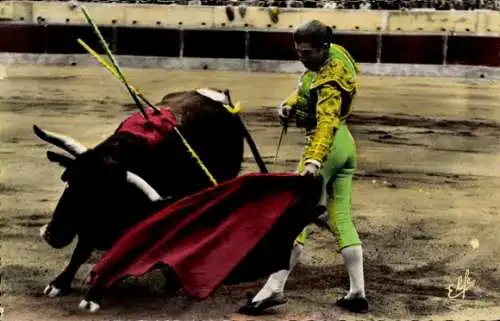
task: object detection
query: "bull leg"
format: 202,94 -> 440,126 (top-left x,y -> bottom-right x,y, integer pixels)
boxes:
44,239 -> 92,297
79,284 -> 105,313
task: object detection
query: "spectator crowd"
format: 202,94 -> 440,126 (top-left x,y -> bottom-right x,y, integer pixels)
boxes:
215,0 -> 500,9
6,0 -> 499,11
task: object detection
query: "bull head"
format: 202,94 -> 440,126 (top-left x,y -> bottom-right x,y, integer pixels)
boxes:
33,124 -> 162,202
33,124 -> 164,247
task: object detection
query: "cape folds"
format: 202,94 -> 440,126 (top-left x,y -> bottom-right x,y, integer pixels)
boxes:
88,172 -> 323,299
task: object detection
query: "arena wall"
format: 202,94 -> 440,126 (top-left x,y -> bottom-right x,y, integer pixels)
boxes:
0,1 -> 499,78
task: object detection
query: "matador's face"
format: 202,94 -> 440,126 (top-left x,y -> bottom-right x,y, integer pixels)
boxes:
295,42 -> 326,72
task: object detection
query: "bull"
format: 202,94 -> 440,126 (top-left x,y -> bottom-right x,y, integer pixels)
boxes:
34,88 -> 247,311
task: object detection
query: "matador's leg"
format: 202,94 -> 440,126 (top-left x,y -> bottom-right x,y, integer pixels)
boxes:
321,123 -> 368,313
238,155 -> 312,315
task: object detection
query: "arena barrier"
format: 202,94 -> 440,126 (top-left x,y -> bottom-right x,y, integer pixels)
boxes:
0,1 -> 499,78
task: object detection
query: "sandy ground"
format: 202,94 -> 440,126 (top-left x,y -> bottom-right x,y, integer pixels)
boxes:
1,66 -> 500,321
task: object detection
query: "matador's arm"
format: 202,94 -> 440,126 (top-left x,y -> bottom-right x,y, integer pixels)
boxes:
303,84 -> 342,168
280,72 -> 309,111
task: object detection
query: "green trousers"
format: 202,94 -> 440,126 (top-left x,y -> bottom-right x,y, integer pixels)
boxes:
295,122 -> 361,251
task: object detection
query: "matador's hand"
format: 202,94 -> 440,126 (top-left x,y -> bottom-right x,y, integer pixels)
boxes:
277,104 -> 292,126
301,162 -> 320,177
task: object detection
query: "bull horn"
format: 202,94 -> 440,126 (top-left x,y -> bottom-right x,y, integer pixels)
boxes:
125,171 -> 162,202
223,89 -> 234,107
196,88 -> 229,105
33,125 -> 88,156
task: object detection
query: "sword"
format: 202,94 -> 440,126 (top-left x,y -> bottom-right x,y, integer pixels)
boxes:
274,121 -> 288,164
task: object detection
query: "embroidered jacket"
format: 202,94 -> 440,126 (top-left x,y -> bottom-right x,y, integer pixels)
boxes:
281,44 -> 359,168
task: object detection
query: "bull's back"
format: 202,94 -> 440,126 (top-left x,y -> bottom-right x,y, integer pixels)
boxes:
100,90 -> 245,201
156,91 -> 245,196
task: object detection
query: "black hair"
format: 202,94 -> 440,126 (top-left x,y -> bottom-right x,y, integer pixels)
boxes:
293,20 -> 334,49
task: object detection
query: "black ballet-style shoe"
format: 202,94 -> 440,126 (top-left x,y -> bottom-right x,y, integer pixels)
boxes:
336,295 -> 369,313
237,292 -> 287,315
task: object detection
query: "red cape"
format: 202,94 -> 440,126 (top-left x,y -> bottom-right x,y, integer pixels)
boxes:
88,172 -> 323,299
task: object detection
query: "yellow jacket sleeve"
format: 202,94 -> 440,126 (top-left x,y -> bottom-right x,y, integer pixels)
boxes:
281,90 -> 300,109
303,84 -> 342,167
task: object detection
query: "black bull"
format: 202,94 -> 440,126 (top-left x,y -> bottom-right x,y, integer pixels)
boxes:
34,88 -> 252,309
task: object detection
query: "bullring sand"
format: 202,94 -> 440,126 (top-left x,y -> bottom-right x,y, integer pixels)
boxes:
1,66 -> 500,320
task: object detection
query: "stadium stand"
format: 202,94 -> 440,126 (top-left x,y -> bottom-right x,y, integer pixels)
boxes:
2,0 -> 498,10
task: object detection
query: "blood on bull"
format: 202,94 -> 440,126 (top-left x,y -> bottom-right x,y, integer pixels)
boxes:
35,88 -> 246,311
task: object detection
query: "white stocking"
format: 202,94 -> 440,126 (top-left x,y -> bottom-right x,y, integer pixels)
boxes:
340,245 -> 365,299
251,244 -> 303,302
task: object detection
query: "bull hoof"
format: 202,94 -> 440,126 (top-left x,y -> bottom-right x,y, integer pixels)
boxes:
43,284 -> 63,297
43,276 -> 73,297
81,285 -> 104,312
78,299 -> 100,313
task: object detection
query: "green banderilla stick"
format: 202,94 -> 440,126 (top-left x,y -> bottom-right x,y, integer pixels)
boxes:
77,38 -> 218,186
79,5 -> 153,119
